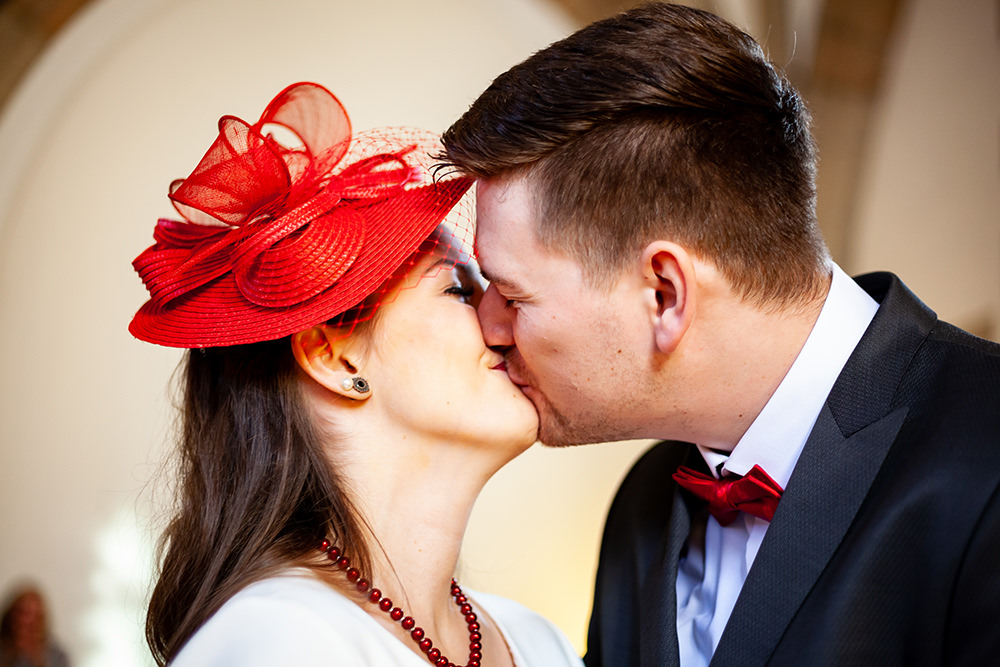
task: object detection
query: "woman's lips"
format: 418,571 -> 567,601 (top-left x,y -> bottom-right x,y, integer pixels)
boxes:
490,361 -> 507,372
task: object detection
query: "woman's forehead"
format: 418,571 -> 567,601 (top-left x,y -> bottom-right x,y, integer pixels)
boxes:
416,224 -> 473,265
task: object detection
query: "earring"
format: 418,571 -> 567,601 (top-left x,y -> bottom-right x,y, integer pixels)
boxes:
342,376 -> 370,394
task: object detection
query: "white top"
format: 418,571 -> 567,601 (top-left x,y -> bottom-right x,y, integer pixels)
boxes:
676,264 -> 879,667
172,570 -> 583,667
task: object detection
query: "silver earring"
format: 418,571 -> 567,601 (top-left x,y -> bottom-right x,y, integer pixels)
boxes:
343,376 -> 370,394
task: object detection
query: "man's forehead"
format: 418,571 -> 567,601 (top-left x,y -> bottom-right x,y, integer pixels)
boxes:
473,174 -> 548,291
476,171 -> 523,201
473,237 -> 520,289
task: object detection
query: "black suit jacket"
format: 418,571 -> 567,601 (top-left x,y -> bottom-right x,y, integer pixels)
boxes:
584,273 -> 1000,667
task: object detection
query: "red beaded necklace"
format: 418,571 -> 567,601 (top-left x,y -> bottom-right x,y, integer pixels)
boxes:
320,539 -> 483,667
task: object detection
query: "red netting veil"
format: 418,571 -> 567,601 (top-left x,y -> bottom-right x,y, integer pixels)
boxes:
129,82 -> 474,348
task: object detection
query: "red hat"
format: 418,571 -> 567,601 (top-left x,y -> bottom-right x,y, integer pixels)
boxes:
129,82 -> 473,348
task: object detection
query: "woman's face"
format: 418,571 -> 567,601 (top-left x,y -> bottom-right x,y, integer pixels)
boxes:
362,237 -> 539,455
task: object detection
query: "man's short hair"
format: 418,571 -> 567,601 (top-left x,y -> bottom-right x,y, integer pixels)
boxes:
440,2 -> 830,304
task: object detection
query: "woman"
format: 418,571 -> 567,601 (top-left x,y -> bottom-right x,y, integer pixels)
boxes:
130,83 -> 581,667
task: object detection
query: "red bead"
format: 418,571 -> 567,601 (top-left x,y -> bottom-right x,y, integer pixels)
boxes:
317,542 -> 483,666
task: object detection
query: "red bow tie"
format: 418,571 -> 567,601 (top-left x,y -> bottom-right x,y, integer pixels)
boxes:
672,464 -> 783,526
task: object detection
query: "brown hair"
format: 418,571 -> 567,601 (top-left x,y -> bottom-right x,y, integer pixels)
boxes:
440,2 -> 829,304
145,336 -> 370,665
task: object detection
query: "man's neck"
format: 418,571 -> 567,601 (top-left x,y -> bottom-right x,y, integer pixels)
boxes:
660,274 -> 831,451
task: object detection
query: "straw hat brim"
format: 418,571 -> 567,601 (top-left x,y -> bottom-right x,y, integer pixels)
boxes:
129,177 -> 472,348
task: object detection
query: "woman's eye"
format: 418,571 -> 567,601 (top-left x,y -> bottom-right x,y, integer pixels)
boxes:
445,285 -> 475,303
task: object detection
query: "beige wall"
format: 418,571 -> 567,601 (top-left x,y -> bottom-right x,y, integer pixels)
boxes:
849,0 -> 1000,338
0,0 -> 996,665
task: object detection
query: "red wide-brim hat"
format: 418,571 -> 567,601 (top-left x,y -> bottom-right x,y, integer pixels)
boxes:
129,82 -> 473,348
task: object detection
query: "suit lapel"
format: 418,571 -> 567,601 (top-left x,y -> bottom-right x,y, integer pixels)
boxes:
641,485 -> 695,667
711,272 -> 935,666
710,404 -> 906,666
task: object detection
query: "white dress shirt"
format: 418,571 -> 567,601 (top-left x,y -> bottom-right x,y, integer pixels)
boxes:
675,264 -> 879,667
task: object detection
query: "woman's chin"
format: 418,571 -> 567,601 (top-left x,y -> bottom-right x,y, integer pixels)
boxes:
483,413 -> 539,459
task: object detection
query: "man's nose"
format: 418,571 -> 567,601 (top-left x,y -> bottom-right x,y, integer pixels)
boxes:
478,283 -> 514,349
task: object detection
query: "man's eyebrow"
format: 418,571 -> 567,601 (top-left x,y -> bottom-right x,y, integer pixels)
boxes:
477,265 -> 519,291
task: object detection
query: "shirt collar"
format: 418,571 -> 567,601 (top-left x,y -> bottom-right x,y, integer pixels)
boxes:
696,263 -> 878,487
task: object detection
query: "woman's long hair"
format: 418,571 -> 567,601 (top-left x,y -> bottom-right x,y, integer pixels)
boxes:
145,337 -> 370,665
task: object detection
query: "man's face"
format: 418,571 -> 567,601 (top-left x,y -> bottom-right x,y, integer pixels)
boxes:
474,175 -> 652,447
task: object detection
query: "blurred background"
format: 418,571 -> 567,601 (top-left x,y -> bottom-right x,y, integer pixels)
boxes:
0,0 -> 996,664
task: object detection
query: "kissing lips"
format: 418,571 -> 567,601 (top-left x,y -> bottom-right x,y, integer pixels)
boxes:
504,368 -> 530,391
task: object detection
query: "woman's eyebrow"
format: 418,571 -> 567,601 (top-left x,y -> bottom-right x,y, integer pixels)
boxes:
421,257 -> 451,276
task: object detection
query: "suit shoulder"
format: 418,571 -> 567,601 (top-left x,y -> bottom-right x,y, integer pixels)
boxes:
618,440 -> 692,494
604,441 -> 693,527
928,319 -> 1000,359
909,320 -> 1000,432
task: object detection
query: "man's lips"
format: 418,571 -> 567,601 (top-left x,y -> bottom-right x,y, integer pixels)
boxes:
504,368 -> 530,389
489,355 -> 531,389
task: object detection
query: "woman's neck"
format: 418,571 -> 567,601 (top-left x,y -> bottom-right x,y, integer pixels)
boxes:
358,463 -> 481,617
326,430 -> 512,664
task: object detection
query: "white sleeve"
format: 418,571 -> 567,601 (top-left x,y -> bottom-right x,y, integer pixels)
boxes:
470,591 -> 584,667
171,593 -> 365,666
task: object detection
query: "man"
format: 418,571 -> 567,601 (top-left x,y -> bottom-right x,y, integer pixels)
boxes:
440,3 -> 1000,667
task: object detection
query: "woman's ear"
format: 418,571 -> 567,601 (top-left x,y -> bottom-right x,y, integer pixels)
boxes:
641,241 -> 697,354
291,326 -> 371,400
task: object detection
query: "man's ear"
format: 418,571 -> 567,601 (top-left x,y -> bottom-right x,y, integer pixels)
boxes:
290,326 -> 371,400
641,241 -> 696,354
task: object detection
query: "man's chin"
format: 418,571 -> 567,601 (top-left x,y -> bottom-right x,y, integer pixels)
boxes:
525,391 -> 608,447
535,401 -> 642,447
536,414 -> 608,448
